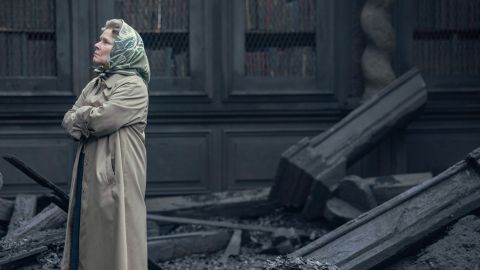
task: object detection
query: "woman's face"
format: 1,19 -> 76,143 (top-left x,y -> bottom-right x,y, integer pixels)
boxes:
93,28 -> 114,67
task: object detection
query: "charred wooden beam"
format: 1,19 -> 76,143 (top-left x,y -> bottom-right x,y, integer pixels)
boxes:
148,230 -> 231,262
147,214 -> 309,238
173,199 -> 275,219
6,194 -> 37,239
148,214 -> 280,233
269,69 -> 427,220
0,229 -> 65,269
25,229 -> 65,247
289,147 -> 480,270
0,245 -> 48,266
0,229 -> 65,256
6,203 -> 67,241
146,188 -> 270,212
221,229 -> 242,262
147,188 -> 274,219
2,155 -> 69,211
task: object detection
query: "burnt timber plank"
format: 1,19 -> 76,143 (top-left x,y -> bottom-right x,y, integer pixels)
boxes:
147,230 -> 231,262
0,246 -> 48,266
0,229 -> 65,259
6,194 -> 37,239
6,203 -> 67,241
146,188 -> 270,212
269,68 -> 427,219
289,147 -> 480,270
147,214 -> 310,237
221,229 -> 242,262
171,199 -> 275,219
146,188 -> 274,219
147,214 -> 279,233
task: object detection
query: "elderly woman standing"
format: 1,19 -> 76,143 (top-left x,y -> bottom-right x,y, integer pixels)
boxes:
61,19 -> 150,270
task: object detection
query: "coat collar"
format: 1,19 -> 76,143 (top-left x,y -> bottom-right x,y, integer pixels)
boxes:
104,74 -> 125,89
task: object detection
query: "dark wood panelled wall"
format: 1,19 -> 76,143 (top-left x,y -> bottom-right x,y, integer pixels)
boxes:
0,0 -> 479,197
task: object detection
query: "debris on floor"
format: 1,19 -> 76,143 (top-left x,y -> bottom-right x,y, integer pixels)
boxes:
1,146 -> 480,270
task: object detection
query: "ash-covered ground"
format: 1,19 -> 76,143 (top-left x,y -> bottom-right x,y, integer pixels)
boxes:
2,207 -> 480,270
153,207 -> 332,270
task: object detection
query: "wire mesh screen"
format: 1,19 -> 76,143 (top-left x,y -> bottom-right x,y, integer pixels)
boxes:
414,0 -> 480,76
244,0 -> 316,77
118,0 -> 190,78
0,0 -> 57,77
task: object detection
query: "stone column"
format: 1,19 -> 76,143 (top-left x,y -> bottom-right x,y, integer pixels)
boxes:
361,0 -> 396,100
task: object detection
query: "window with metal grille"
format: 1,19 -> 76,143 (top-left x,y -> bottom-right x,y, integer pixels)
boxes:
0,0 -> 57,77
244,0 -> 316,77
413,0 -> 480,77
119,0 -> 190,78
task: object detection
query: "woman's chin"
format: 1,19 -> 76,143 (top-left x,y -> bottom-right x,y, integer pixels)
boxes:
92,56 -> 104,66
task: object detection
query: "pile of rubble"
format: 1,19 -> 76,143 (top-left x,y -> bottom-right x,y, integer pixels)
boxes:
0,192 -> 66,269
0,156 -> 69,269
0,160 -> 331,269
1,149 -> 480,269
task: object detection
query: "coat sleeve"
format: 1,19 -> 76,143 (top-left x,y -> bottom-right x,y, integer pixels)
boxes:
74,80 -> 148,138
62,88 -> 90,140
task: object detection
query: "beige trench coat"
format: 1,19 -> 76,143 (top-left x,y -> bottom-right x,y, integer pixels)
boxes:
61,73 -> 149,270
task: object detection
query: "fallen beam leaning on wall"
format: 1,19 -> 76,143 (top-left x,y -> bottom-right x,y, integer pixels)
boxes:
269,68 -> 427,220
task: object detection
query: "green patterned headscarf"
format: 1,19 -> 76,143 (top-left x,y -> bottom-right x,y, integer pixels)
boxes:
94,20 -> 150,83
